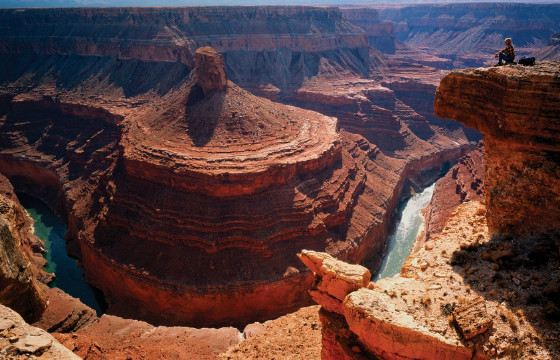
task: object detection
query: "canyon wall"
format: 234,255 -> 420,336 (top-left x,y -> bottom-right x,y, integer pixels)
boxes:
0,6 -> 474,328
537,34 -> 560,61
0,174 -> 46,323
303,62 -> 560,360
435,62 -> 560,237
0,6 -> 369,94
340,8 -> 395,54
349,3 -> 560,68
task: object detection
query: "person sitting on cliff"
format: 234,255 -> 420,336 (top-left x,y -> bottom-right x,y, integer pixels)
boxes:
495,38 -> 515,65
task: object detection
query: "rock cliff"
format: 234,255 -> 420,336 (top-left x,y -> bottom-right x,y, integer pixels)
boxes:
0,304 -> 78,359
0,6 -> 369,94
341,8 -> 396,54
302,63 -> 560,360
0,174 -> 46,323
435,62 -> 560,237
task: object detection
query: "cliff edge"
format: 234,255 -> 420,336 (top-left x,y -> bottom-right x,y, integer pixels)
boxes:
301,63 -> 560,359
435,62 -> 560,238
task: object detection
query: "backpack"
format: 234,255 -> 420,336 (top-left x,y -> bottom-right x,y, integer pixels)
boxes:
519,57 -> 536,66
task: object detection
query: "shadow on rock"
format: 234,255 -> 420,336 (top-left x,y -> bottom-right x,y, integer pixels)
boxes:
450,232 -> 560,357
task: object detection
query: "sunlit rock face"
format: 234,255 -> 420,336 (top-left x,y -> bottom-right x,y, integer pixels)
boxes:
435,62 -> 560,238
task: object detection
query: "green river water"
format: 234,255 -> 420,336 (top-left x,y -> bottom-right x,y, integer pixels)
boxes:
18,193 -> 106,314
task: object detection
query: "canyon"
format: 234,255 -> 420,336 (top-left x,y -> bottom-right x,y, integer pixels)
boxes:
0,3 -> 558,360
0,5 -> 474,329
301,62 -> 560,360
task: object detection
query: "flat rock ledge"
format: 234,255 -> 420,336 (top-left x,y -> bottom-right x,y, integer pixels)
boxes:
0,304 -> 79,359
301,199 -> 560,359
299,249 -> 479,360
435,61 -> 560,237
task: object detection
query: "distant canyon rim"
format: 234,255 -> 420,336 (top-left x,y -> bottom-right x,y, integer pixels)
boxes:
0,3 -> 559,359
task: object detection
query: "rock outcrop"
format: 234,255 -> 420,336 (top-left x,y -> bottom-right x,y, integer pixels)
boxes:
303,63 -> 560,360
195,47 -> 228,94
0,174 -> 46,323
0,304 -> 79,359
435,62 -> 560,237
302,197 -> 560,360
299,250 -> 477,360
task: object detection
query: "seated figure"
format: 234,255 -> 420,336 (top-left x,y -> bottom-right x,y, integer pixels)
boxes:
495,38 -> 515,65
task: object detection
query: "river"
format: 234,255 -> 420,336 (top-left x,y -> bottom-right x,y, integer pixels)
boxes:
374,183 -> 435,280
18,193 -> 106,314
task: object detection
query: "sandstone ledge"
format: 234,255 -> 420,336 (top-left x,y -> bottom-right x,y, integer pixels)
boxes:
0,304 -> 78,359
435,62 -> 560,237
302,200 -> 560,359
435,62 -> 560,151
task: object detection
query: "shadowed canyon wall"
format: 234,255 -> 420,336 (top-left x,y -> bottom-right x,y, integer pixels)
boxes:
0,6 -> 369,95
0,174 -> 46,323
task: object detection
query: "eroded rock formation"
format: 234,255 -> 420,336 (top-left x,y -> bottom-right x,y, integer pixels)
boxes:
195,47 -> 228,94
0,6 -> 474,330
0,304 -> 78,359
435,62 -> 560,237
303,63 -> 560,360
0,174 -> 46,323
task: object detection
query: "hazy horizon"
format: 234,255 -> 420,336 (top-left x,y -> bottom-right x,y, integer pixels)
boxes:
1,0 -> 560,8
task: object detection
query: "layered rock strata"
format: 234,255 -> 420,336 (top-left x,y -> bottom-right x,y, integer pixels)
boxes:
0,7 -> 369,94
0,173 -> 46,323
340,8 -> 395,54
303,63 -> 560,360
0,45 -> 383,327
435,62 -> 560,237
0,6 -> 475,329
81,48 -> 362,327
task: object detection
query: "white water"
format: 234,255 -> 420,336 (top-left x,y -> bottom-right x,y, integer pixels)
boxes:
374,183 -> 435,280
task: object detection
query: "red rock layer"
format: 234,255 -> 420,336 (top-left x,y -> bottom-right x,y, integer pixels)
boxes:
424,147 -> 484,240
435,62 -> 560,237
0,48 -> 386,327
0,7 -> 476,328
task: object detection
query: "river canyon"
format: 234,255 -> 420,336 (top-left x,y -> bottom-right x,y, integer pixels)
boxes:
0,3 -> 558,360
